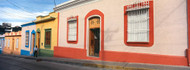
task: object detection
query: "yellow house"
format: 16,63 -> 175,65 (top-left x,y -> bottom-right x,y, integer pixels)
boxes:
3,31 -> 21,55
34,12 -> 58,57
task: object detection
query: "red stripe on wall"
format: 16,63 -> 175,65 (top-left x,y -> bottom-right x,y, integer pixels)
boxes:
54,47 -> 188,66
187,0 -> 190,66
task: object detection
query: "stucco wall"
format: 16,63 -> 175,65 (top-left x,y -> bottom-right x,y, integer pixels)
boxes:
21,25 -> 36,53
57,0 -> 188,56
36,13 -> 58,51
4,37 -> 12,54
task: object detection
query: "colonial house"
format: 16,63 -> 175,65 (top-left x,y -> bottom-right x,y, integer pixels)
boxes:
3,31 -> 21,55
21,22 -> 36,56
54,0 -> 190,66
34,12 -> 58,57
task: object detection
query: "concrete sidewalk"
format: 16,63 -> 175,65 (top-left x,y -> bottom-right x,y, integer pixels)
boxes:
1,54 -> 190,70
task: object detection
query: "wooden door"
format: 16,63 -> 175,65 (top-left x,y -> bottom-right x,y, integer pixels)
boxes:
88,17 -> 100,56
31,34 -> 35,53
37,33 -> 40,49
89,30 -> 95,56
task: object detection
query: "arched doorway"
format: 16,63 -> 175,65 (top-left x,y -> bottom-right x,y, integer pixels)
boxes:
84,9 -> 104,58
88,17 -> 100,57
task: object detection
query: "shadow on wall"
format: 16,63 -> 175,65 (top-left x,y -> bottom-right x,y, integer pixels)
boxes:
104,27 -> 119,43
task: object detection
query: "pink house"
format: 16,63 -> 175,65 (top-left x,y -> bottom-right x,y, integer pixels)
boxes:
54,0 -> 190,66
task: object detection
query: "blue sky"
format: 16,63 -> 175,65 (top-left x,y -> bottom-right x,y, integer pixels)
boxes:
0,0 -> 69,26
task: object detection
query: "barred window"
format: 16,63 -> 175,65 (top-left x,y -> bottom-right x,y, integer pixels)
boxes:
127,9 -> 149,42
68,18 -> 77,41
25,31 -> 29,47
124,1 -> 154,47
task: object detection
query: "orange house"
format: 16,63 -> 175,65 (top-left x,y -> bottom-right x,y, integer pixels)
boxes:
3,31 -> 21,55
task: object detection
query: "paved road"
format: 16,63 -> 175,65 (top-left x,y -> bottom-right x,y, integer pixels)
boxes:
0,55 -> 109,70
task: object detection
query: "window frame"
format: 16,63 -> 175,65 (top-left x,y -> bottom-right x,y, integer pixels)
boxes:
67,16 -> 78,44
124,1 -> 154,47
44,28 -> 51,48
25,30 -> 29,48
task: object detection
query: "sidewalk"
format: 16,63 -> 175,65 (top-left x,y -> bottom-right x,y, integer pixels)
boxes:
1,54 -> 190,70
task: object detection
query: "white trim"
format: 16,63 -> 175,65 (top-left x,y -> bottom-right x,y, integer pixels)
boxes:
56,0 -> 76,7
54,0 -> 99,12
86,15 -> 101,57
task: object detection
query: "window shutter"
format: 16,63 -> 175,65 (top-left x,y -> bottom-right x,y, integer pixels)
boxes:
25,32 -> 29,46
127,9 -> 149,42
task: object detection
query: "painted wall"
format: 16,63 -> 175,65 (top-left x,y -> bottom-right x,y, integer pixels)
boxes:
21,24 -> 36,56
3,31 -> 21,55
55,0 -> 188,66
35,12 -> 58,56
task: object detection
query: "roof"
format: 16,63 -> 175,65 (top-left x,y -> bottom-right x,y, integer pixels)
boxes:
54,0 -> 95,11
34,17 -> 56,23
21,22 -> 35,27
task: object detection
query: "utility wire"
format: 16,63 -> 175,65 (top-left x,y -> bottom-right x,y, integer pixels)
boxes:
6,0 -> 36,15
0,9 -> 30,18
7,0 -> 39,12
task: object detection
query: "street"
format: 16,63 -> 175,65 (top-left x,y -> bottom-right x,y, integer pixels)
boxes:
0,55 -> 109,70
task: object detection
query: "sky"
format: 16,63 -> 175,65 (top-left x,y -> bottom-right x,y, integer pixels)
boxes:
0,0 -> 69,27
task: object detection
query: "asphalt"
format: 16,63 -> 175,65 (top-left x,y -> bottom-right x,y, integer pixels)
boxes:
1,54 -> 190,70
0,55 -> 109,70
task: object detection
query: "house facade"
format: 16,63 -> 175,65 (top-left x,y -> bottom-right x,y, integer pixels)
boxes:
21,22 -> 36,56
3,31 -> 21,55
0,34 -> 5,54
34,12 -> 58,57
54,0 -> 190,66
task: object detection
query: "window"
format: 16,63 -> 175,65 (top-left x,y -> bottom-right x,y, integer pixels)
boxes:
16,38 -> 19,48
25,30 -> 29,47
5,39 -> 6,46
124,1 -> 154,47
67,16 -> 78,44
8,39 -> 10,47
127,9 -> 149,42
45,29 -> 51,48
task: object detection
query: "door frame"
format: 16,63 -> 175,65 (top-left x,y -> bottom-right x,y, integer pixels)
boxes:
31,30 -> 36,55
87,15 -> 101,57
84,9 -> 104,59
